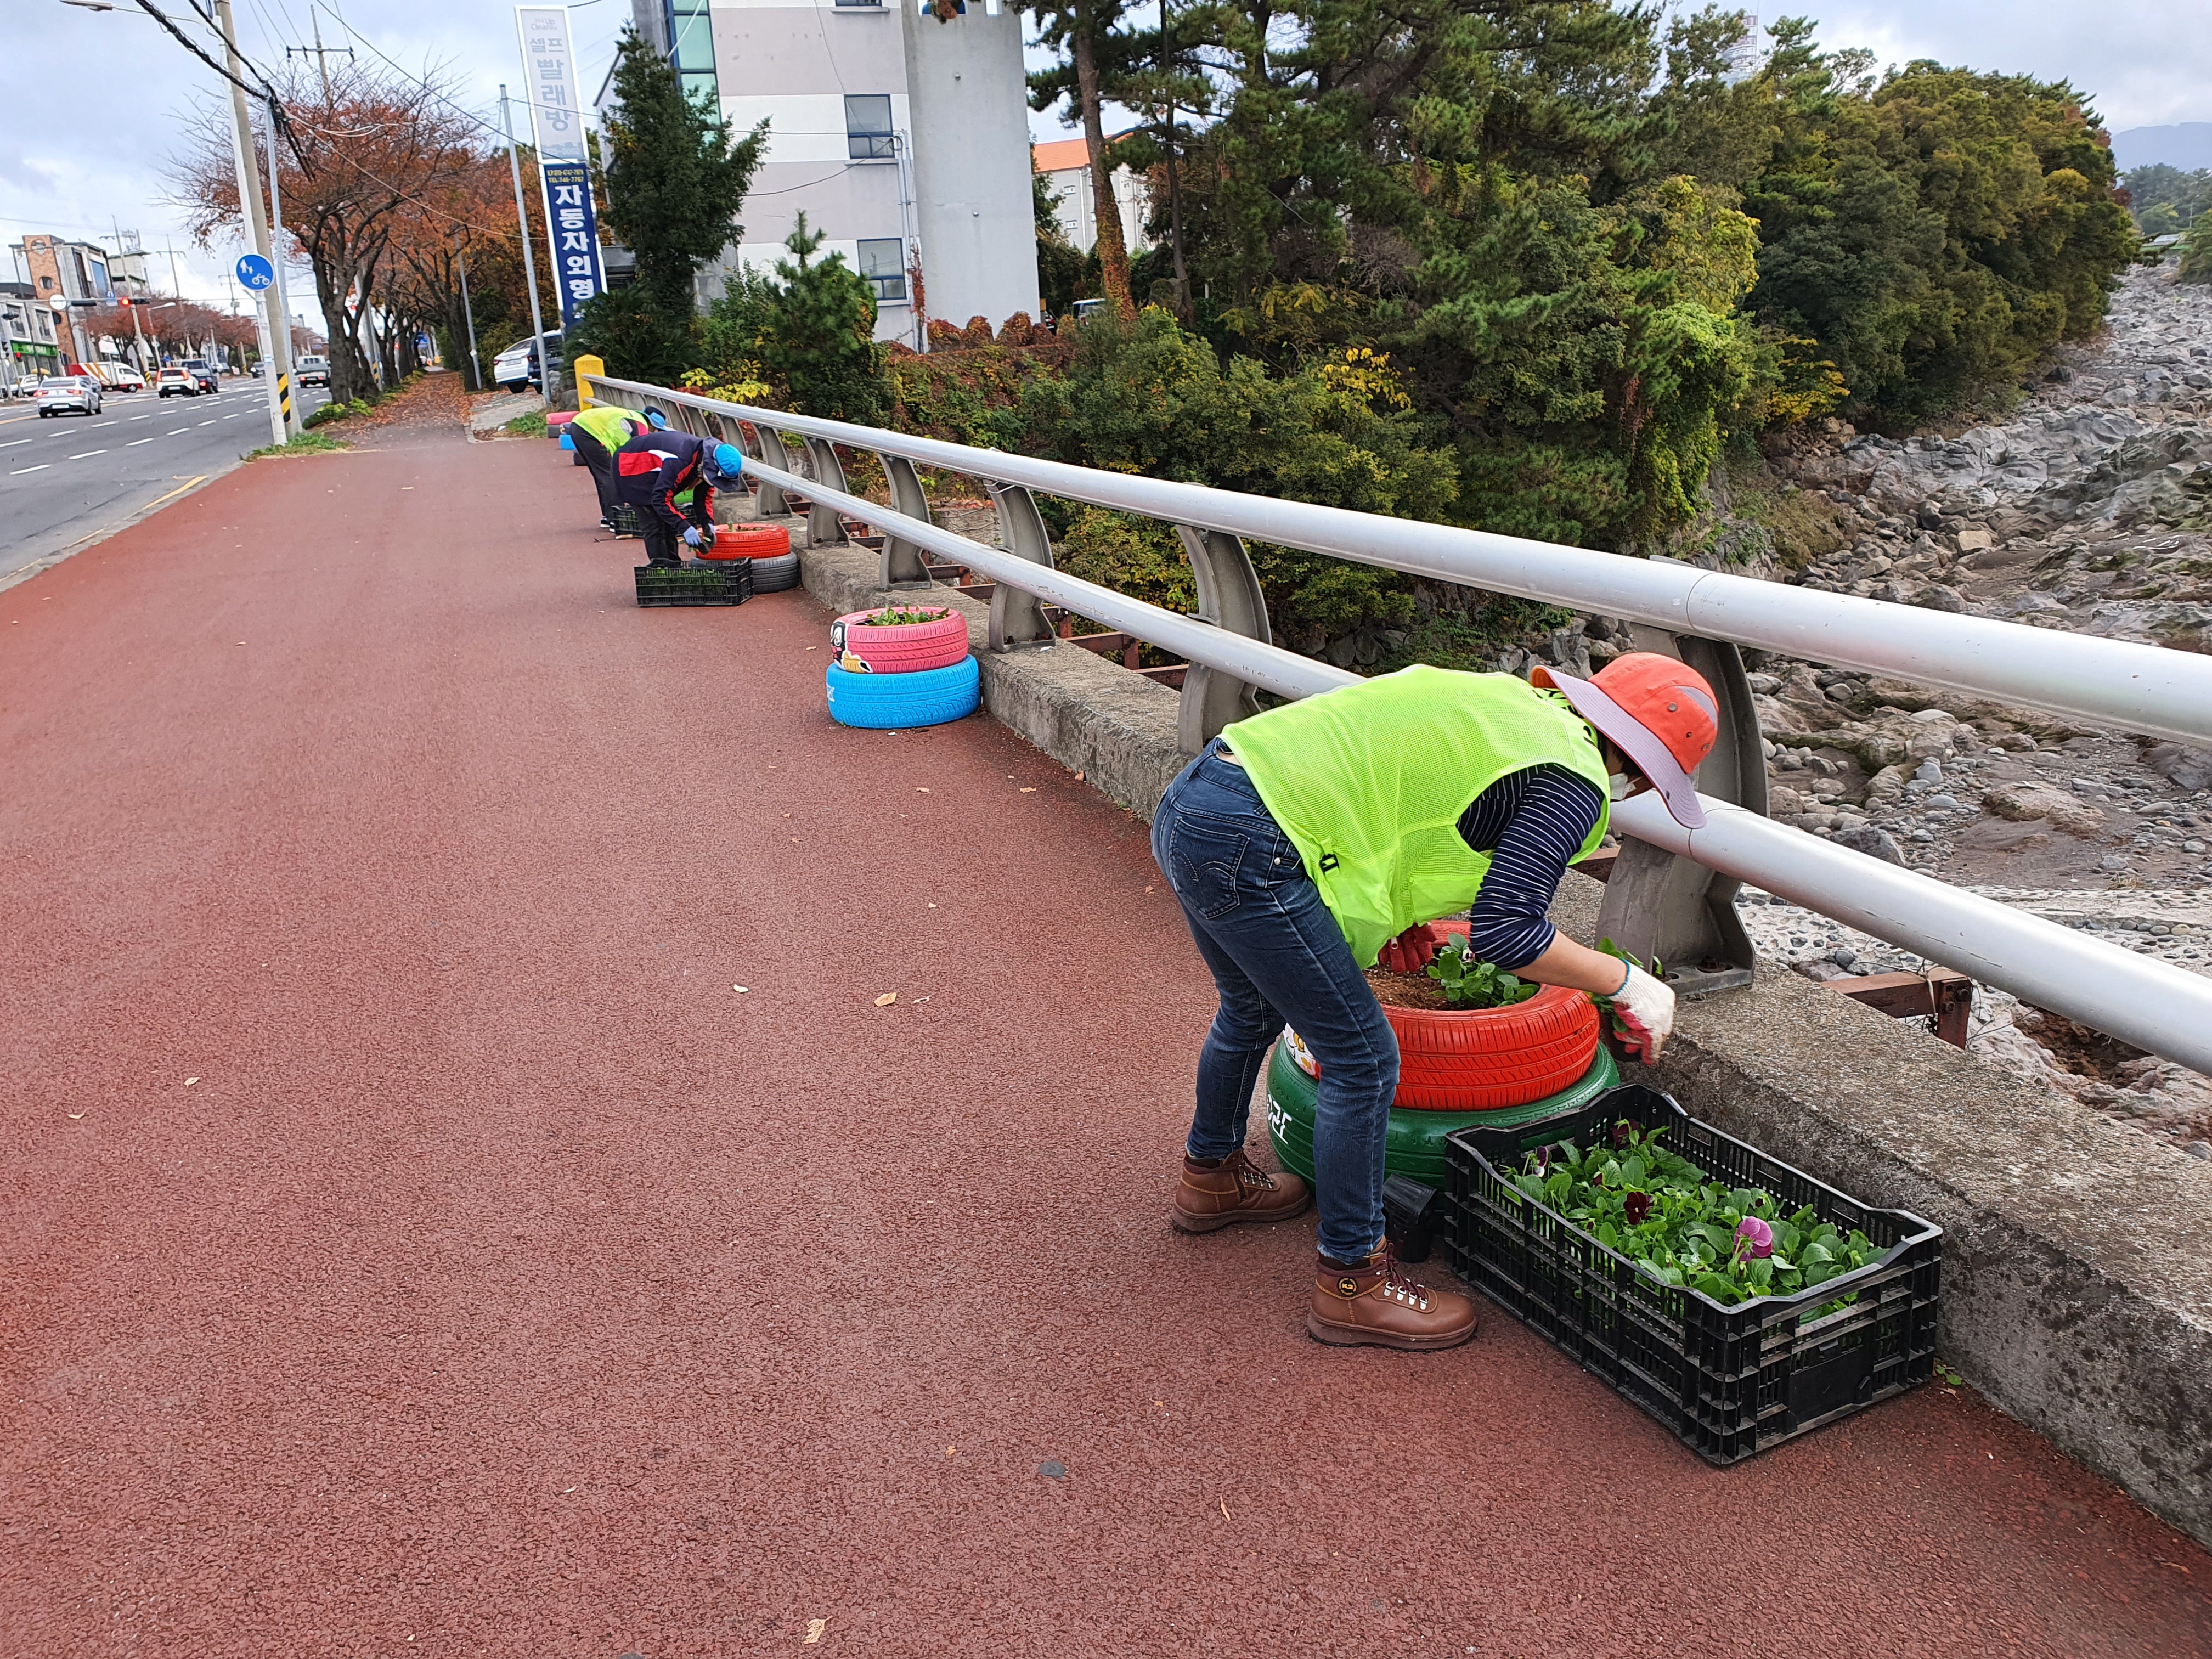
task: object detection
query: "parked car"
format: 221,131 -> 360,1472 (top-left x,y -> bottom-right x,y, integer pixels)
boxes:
99,362 -> 147,392
7,376 -> 42,399
35,376 -> 103,417
156,366 -> 199,398
492,331 -> 562,393
295,354 -> 329,387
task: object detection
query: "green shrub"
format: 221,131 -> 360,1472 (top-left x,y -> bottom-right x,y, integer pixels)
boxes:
505,410 -> 550,438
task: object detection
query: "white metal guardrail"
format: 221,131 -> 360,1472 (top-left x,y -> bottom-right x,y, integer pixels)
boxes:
583,372 -> 2212,1075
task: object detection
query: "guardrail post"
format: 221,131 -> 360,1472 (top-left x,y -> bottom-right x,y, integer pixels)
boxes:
733,421 -> 787,517
1173,526 -> 1271,754
1595,631 -> 1768,998
801,438 -> 848,548
879,453 -> 933,588
985,483 -> 1057,650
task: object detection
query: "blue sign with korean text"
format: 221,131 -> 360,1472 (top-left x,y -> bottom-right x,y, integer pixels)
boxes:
235,253 -> 274,291
538,160 -> 606,331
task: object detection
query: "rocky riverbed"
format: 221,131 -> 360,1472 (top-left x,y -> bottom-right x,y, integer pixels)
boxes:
1725,267 -> 2212,1154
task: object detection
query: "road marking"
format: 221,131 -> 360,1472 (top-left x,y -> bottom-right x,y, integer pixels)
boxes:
126,436 -> 156,447
92,419 -> 117,427
223,413 -> 243,420
129,413 -> 151,421
197,420 -> 216,427
68,450 -> 108,460
0,438 -> 29,449
10,464 -> 49,476
139,475 -> 207,512
168,427 -> 189,435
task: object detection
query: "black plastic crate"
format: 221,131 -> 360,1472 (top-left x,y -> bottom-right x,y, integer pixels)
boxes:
1443,1085 -> 1940,1464
634,560 -> 751,608
610,505 -> 641,538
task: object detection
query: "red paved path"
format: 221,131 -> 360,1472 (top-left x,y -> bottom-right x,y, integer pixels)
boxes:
4,418 -> 2209,1657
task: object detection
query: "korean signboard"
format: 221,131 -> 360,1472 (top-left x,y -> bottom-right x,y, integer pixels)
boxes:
515,5 -> 606,329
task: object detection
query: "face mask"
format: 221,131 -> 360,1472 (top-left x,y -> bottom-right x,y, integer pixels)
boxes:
1609,772 -> 1633,802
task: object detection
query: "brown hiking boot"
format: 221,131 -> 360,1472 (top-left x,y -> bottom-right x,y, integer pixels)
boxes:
1171,1148 -> 1311,1233
1307,1243 -> 1477,1351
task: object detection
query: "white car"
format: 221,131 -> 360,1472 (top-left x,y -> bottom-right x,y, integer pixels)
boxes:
492,332 -> 562,393
156,367 -> 200,398
35,376 -> 103,417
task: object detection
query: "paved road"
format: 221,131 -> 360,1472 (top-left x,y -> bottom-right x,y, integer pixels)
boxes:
0,379 -> 331,582
3,418 -> 2209,1656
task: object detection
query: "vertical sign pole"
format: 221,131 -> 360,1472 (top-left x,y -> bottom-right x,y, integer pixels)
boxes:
501,86 -> 552,402
515,5 -> 608,403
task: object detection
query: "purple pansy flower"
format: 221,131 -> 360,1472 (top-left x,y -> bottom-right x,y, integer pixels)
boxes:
1734,1216 -> 1774,1260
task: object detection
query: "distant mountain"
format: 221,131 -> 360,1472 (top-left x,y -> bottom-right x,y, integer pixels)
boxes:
2112,125 -> 2212,173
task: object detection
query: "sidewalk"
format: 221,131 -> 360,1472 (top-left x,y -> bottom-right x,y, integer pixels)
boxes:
2,416 -> 2208,1656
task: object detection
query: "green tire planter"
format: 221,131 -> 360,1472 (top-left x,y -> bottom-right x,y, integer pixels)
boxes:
1265,1039 -> 1619,1187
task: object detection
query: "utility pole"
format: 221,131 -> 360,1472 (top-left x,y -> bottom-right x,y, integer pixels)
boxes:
501,86 -> 551,403
262,101 -> 298,433
456,235 -> 483,392
213,0 -> 290,447
289,5 -> 353,102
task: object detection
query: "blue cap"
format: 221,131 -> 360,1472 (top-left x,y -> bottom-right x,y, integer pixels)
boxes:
707,442 -> 745,482
642,408 -> 668,430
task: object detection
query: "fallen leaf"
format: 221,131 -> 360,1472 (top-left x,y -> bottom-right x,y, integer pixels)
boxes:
67,1112 -> 84,1120
1075,771 -> 1085,781
1020,787 -> 1036,793
184,1077 -> 199,1086
805,1619 -> 828,1644
916,787 -> 930,793
805,646 -> 817,651
1221,1498 -> 1232,1521
874,992 -> 898,1007
1146,885 -> 1155,893
927,902 -> 936,908
734,985 -> 749,994
945,1446 -> 955,1457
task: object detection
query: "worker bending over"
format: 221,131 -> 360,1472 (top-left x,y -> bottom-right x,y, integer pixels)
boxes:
613,426 -> 746,568
571,404 -> 654,528
1153,652 -> 1715,1353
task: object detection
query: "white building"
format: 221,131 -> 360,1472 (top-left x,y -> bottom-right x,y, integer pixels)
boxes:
1032,133 -> 1151,257
614,0 -> 1041,347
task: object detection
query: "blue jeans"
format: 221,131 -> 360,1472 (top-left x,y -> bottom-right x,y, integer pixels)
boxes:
1151,742 -> 1397,1263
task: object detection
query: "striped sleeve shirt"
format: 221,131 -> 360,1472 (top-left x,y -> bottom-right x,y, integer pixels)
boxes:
1454,764 -> 1606,970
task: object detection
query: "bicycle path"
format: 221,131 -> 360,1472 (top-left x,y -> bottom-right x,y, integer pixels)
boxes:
2,417 -> 2207,1656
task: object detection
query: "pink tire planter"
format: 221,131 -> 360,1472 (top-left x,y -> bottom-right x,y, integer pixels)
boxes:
830,607 -> 970,673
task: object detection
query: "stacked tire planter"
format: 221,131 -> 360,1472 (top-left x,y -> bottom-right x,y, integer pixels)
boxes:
697,521 -> 798,592
1443,1084 -> 1942,1464
824,606 -> 979,729
1267,921 -> 1611,1185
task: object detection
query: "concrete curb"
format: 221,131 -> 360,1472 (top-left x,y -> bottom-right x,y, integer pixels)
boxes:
797,529 -> 2212,1545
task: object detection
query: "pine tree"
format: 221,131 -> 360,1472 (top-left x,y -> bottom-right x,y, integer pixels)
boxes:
597,29 -> 768,330
757,213 -> 886,423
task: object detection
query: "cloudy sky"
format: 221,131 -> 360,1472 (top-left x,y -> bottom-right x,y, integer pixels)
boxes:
6,0 -> 2207,321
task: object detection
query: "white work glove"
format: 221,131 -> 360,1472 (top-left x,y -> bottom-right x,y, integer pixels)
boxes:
682,526 -> 703,549
1606,961 -> 1675,1064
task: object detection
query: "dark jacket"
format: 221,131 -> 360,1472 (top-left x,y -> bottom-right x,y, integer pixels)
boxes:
614,431 -> 714,533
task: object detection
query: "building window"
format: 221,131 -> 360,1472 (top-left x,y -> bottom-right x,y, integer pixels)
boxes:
845,94 -> 895,160
665,0 -> 719,106
857,239 -> 907,303
831,0 -> 884,7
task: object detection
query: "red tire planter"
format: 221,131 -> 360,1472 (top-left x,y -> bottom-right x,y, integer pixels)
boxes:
1387,921 -> 1598,1109
697,522 -> 791,561
1286,921 -> 1601,1110
831,607 -> 970,673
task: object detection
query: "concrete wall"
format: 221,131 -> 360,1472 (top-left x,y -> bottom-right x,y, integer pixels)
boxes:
901,7 -> 1041,329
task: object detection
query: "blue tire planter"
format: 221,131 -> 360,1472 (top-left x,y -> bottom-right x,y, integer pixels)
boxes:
825,655 -> 980,730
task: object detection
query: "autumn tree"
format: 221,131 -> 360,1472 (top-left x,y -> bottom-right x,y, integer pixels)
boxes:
170,63 -> 487,402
